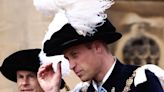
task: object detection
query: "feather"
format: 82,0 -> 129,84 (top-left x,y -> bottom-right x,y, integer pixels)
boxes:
33,0 -> 60,16
42,12 -> 68,43
64,0 -> 114,36
39,50 -> 70,77
33,0 -> 114,36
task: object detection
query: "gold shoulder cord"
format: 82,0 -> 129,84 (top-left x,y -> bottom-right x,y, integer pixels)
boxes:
65,70 -> 136,92
122,70 -> 136,92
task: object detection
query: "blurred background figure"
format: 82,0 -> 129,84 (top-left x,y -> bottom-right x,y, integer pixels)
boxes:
0,49 -> 44,92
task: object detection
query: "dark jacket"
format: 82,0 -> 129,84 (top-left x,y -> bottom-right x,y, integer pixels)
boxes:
87,60 -> 163,92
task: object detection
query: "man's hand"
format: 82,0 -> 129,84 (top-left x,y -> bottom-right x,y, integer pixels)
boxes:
37,62 -> 62,92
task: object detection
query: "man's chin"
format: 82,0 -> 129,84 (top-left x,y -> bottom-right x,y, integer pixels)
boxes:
80,77 -> 91,82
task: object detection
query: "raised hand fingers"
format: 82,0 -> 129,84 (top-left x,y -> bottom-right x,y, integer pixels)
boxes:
56,61 -> 62,79
37,63 -> 53,79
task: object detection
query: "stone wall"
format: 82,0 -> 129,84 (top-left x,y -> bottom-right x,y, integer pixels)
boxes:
108,1 -> 164,68
0,0 -> 80,91
0,0 -> 164,92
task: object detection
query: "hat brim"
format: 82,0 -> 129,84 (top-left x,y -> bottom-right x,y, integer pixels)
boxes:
0,49 -> 41,82
45,32 -> 122,56
0,66 -> 17,82
1,65 -> 38,82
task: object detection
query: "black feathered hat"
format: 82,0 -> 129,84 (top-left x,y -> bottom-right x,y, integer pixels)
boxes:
33,0 -> 122,56
0,49 -> 41,82
44,19 -> 122,56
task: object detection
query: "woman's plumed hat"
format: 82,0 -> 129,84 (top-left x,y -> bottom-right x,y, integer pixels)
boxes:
33,0 -> 122,56
0,49 -> 41,82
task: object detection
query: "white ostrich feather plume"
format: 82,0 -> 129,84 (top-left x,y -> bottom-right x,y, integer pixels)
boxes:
39,50 -> 70,77
64,0 -> 114,36
33,0 -> 60,16
33,0 -> 114,36
42,12 -> 68,43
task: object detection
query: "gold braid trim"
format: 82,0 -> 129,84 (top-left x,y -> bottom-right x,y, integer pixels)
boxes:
122,69 -> 136,92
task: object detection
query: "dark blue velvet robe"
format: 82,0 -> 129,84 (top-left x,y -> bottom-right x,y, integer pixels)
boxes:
87,60 -> 164,92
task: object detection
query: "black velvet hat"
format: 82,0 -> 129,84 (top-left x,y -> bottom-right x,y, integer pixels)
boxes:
43,19 -> 122,56
0,48 -> 67,89
0,49 -> 41,82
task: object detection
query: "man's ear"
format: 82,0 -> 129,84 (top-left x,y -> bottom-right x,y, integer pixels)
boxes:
92,40 -> 103,53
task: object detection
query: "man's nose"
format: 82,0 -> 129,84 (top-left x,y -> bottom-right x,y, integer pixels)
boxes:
69,60 -> 76,70
21,77 -> 29,85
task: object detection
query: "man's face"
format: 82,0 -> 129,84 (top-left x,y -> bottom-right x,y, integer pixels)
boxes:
17,70 -> 44,92
64,42 -> 102,82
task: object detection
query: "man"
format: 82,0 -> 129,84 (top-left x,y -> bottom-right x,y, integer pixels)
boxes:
34,0 -> 164,92
38,19 -> 164,92
0,49 -> 66,92
0,49 -> 44,92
